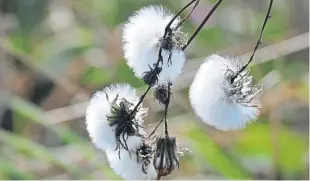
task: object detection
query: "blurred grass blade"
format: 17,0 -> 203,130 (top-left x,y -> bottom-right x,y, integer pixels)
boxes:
0,157 -> 34,179
234,123 -> 308,173
0,130 -> 78,175
187,123 -> 250,179
9,95 -> 114,178
9,95 -> 86,143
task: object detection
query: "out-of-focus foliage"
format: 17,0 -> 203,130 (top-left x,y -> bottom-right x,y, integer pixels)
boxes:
0,0 -> 308,180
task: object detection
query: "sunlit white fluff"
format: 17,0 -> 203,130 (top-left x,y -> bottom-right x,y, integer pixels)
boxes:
106,146 -> 157,180
123,5 -> 186,84
86,84 -> 146,151
189,54 -> 262,130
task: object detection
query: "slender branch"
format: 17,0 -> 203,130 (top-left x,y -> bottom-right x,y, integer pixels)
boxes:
231,0 -> 273,82
163,83 -> 172,137
130,85 -> 152,117
165,0 -> 199,37
148,82 -> 172,138
148,117 -> 164,139
174,0 -> 200,30
182,0 -> 224,50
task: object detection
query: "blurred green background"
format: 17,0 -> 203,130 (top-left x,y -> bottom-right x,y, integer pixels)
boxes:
0,0 -> 308,180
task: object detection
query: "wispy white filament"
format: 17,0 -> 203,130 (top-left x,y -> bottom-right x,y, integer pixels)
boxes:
85,83 -> 146,151
189,54 -> 262,130
106,148 -> 157,180
123,5 -> 186,84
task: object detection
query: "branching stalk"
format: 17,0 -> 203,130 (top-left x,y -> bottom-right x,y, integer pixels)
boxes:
231,0 -> 273,83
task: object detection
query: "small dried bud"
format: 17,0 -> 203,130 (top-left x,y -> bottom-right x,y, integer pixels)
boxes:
142,65 -> 162,86
159,30 -> 187,51
225,69 -> 263,106
153,84 -> 171,105
160,35 -> 174,51
136,141 -> 155,174
153,135 -> 179,179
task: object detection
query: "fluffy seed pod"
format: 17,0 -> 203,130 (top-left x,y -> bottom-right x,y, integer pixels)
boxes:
86,84 -> 147,151
153,135 -> 179,179
106,141 -> 157,180
123,5 -> 186,84
189,54 -> 263,130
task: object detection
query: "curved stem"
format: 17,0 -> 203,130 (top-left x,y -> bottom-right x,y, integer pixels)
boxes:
174,0 -> 200,30
148,82 -> 172,138
182,0 -> 224,50
231,0 -> 273,83
165,0 -> 199,38
163,83 -> 171,137
129,85 -> 152,118
148,118 -> 164,139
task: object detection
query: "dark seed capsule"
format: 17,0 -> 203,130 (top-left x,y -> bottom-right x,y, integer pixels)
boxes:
159,35 -> 174,51
136,141 -> 154,174
153,136 -> 179,179
153,84 -> 170,105
142,65 -> 162,86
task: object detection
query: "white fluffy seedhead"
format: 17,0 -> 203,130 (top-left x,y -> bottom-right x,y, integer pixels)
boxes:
86,83 -> 146,151
189,54 -> 262,131
123,5 -> 186,84
106,143 -> 157,180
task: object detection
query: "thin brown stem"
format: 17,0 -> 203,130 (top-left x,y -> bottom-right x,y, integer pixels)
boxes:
148,82 -> 172,138
129,85 -> 152,118
231,0 -> 274,83
148,117 -> 164,139
174,0 -> 200,30
164,0 -> 199,38
182,0 -> 224,50
163,83 -> 171,137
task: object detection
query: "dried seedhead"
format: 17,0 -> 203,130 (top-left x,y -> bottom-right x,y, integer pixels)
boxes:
153,135 -> 179,179
159,30 -> 187,52
107,94 -> 141,153
153,84 -> 171,105
225,68 -> 262,108
136,141 -> 155,174
142,65 -> 162,86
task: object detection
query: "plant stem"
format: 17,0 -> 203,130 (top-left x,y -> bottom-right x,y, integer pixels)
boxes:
174,0 -> 200,30
163,83 -> 171,137
231,0 -> 274,83
182,0 -> 224,50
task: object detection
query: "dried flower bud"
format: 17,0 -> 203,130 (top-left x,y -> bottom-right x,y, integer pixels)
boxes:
153,135 -> 179,179
142,65 -> 162,86
136,141 -> 155,174
107,98 -> 142,151
159,30 -> 187,52
153,84 -> 171,105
